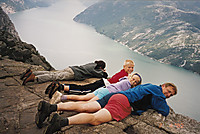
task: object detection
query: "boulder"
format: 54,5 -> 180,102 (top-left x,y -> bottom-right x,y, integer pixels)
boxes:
0,7 -> 54,71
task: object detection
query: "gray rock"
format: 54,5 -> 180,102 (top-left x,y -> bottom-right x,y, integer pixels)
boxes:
0,58 -> 199,134
0,7 -> 54,71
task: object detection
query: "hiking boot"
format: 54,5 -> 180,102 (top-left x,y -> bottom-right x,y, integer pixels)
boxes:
49,91 -> 63,104
43,113 -> 61,134
22,72 -> 35,85
49,82 -> 62,99
20,68 -> 32,80
35,101 -> 51,128
45,81 -> 58,95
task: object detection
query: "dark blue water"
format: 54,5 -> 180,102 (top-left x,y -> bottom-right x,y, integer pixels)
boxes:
9,0 -> 200,121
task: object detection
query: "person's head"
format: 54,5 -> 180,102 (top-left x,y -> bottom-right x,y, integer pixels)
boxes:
123,60 -> 135,74
161,83 -> 177,98
95,60 -> 106,70
128,72 -> 142,87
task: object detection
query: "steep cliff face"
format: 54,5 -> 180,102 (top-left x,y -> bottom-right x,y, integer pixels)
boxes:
74,0 -> 200,75
0,7 -> 20,42
0,7 -> 54,71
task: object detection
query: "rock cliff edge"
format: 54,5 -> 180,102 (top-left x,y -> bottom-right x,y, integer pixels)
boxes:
0,59 -> 200,134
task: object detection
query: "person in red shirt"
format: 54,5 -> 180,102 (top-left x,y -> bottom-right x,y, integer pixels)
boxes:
46,60 -> 135,98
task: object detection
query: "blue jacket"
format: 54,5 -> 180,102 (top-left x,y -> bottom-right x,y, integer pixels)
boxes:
119,83 -> 169,116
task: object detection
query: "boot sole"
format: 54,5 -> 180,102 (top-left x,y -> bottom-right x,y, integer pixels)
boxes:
45,81 -> 56,94
36,101 -> 50,128
49,82 -> 60,99
49,91 -> 62,104
20,68 -> 31,80
49,113 -> 59,123
49,86 -> 58,99
22,72 -> 31,85
35,101 -> 45,128
43,113 -> 61,134
35,112 -> 43,128
22,72 -> 34,85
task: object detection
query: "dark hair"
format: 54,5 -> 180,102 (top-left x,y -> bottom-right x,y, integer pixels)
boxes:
134,73 -> 142,85
94,60 -> 106,69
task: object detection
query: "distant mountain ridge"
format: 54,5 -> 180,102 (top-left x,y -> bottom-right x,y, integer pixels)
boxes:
0,0 -> 55,14
74,0 -> 200,74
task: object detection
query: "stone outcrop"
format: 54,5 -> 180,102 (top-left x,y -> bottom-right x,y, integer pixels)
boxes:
0,58 -> 200,134
0,7 -> 54,71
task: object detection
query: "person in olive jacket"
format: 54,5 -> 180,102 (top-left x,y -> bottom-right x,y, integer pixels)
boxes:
21,60 -> 108,85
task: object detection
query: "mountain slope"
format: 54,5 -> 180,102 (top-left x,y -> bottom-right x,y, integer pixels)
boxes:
74,0 -> 200,74
0,0 -> 55,14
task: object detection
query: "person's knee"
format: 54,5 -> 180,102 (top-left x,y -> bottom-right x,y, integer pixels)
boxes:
90,117 -> 103,126
90,121 -> 102,126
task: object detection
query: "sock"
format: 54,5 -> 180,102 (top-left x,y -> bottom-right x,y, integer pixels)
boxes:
60,118 -> 69,127
61,95 -> 67,101
50,104 -> 57,113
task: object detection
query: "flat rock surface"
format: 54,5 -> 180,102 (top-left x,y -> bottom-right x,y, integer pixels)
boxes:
0,59 -> 200,134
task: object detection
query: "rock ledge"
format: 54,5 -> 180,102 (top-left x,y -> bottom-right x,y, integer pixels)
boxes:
0,58 -> 199,134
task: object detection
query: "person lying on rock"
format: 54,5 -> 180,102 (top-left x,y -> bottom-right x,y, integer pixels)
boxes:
45,59 -> 135,96
48,72 -> 142,104
21,60 -> 108,85
35,82 -> 177,134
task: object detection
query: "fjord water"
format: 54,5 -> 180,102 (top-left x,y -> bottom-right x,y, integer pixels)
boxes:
9,0 -> 200,121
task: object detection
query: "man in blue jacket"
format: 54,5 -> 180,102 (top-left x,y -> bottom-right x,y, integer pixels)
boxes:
36,82 -> 177,134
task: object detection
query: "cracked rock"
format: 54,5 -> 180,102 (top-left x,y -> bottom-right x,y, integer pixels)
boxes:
0,58 -> 200,134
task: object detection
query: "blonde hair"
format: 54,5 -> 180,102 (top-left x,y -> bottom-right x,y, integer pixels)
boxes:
124,59 -> 135,66
128,72 -> 142,87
